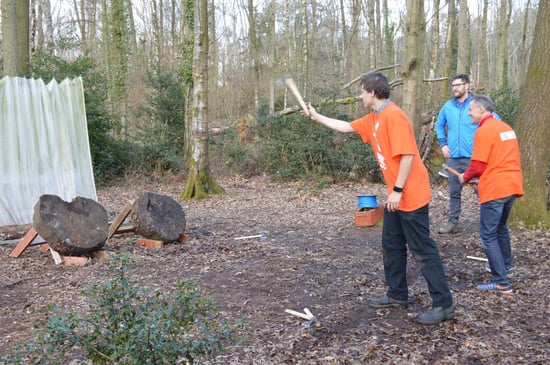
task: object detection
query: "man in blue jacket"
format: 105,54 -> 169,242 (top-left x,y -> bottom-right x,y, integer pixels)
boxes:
435,74 -> 476,234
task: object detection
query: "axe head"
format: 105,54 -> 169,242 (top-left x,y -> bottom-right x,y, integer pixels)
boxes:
275,75 -> 293,88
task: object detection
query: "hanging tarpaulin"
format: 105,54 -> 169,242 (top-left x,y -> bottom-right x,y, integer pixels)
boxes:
0,76 -> 97,226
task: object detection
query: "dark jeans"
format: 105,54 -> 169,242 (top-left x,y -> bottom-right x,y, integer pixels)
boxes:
446,157 -> 471,223
480,195 -> 516,286
382,204 -> 453,308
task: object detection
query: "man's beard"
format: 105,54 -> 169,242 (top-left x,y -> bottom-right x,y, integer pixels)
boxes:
454,90 -> 466,99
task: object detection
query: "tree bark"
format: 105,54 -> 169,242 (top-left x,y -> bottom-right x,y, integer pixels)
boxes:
382,0 -> 396,78
366,0 -> 376,69
477,0 -> 489,91
246,0 -> 260,109
16,0 -> 30,75
511,2 -> 550,227
2,0 -> 20,75
33,195 -> 108,256
442,0 -> 456,88
427,0 -> 440,106
181,0 -> 225,200
457,0 -> 470,74
401,0 -> 425,138
496,0 -> 511,88
519,0 -> 531,89
131,192 -> 186,242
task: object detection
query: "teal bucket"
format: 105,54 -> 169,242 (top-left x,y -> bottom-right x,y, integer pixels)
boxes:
357,195 -> 378,209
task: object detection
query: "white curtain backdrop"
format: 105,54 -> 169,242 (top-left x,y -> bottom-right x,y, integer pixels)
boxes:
0,76 -> 97,226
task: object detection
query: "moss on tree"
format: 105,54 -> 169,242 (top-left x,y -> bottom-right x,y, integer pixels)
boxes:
180,159 -> 225,200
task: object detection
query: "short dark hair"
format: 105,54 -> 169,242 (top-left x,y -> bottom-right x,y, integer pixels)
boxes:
360,72 -> 391,99
452,73 -> 470,84
472,95 -> 495,113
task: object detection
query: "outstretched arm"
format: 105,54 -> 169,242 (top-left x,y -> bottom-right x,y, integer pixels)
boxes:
301,103 -> 355,134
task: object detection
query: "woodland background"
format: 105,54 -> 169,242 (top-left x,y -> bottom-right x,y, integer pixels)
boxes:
1,0 -> 549,224
1,2 -> 550,363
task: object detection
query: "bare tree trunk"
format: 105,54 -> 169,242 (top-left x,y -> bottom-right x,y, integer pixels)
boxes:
496,0 -> 511,88
519,0 -> 531,89
477,0 -> 489,91
209,0 -> 218,89
31,0 -> 38,52
73,0 -> 87,53
42,0 -> 54,52
382,0 -> 395,78
246,0 -> 259,109
512,1 -> 550,227
300,0 -> 309,95
126,0 -> 138,59
375,0 -> 382,67
16,0 -> 30,75
267,1 -> 276,113
181,0 -> 225,200
456,0 -> 470,74
151,0 -> 161,66
2,0 -> 30,76
366,0 -> 376,69
1,0 -> 19,75
442,0 -> 456,88
427,0 -> 440,105
401,0 -> 425,138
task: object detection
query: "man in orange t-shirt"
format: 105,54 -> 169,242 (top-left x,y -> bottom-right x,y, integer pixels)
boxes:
301,72 -> 454,325
459,95 -> 523,295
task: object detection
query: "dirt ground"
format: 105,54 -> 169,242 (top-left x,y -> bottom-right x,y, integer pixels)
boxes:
1,175 -> 549,364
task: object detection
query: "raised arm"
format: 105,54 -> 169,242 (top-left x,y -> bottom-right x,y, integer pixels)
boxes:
301,103 -> 355,134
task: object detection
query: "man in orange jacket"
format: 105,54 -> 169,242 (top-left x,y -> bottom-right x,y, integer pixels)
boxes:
302,72 -> 454,325
459,95 -> 524,294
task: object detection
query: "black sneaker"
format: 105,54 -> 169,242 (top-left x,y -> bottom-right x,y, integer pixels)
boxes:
368,295 -> 408,309
416,304 -> 455,325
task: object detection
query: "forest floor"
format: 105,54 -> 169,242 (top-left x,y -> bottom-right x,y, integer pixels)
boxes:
1,174 -> 549,364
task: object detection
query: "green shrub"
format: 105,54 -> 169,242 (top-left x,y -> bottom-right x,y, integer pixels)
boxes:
223,103 -> 382,184
11,255 -> 241,364
490,86 -> 520,127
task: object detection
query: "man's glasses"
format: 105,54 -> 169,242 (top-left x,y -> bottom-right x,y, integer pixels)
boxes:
451,83 -> 466,88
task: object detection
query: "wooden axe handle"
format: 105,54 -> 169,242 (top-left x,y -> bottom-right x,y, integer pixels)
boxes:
442,163 -> 461,177
284,78 -> 309,112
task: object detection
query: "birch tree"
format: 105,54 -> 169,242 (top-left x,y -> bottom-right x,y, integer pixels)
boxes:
511,1 -> 550,227
181,0 -> 225,200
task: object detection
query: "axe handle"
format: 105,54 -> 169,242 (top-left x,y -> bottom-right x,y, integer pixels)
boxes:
442,163 -> 461,177
285,309 -> 312,320
285,78 -> 309,112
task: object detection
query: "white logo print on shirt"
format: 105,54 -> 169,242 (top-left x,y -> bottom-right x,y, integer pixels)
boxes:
373,120 -> 387,171
500,130 -> 517,141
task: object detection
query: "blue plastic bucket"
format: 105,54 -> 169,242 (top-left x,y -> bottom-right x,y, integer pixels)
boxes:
357,195 -> 378,209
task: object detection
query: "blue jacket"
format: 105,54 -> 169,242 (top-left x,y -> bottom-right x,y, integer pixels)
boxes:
435,92 -> 477,158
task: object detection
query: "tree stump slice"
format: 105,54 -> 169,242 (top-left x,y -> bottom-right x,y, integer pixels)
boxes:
33,195 -> 108,256
130,192 -> 186,243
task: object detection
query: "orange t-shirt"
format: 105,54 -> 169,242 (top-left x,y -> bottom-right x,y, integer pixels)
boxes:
471,116 -> 524,204
350,101 -> 431,211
